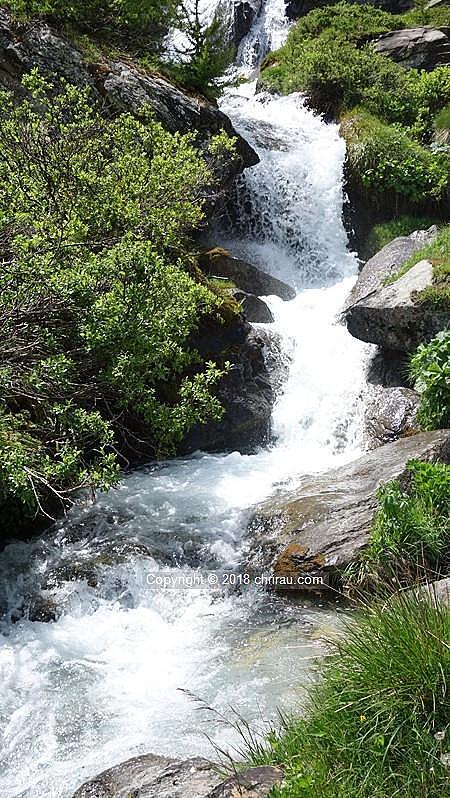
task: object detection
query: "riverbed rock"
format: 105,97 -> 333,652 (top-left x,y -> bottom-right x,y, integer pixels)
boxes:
0,9 -> 258,199
183,315 -> 275,453
372,26 -> 450,70
344,227 -> 438,311
231,289 -> 275,323
345,259 -> 450,350
364,385 -> 419,448
246,430 -> 450,589
72,755 -> 283,798
200,250 -> 296,300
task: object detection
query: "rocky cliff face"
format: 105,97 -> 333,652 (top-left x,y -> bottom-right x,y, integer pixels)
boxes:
372,26 -> 450,70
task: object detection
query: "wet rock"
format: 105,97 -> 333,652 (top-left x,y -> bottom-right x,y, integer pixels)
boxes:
0,9 -> 258,199
372,27 -> 450,70
246,430 -> 450,589
364,385 -> 419,448
232,1 -> 262,47
184,315 -> 275,453
345,259 -> 450,351
231,289 -> 275,323
72,757 -> 283,798
72,755 -> 220,798
344,227 -> 438,312
200,250 -> 295,300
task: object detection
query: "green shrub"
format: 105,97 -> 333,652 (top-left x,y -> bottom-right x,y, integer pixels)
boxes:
0,72 -> 233,527
409,331 -> 450,429
341,109 -> 449,203
247,595 -> 450,798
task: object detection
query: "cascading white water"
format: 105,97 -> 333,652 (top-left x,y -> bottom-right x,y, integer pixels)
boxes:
0,4 -> 372,797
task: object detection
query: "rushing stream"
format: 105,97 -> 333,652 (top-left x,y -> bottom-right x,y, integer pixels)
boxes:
0,3 -> 371,796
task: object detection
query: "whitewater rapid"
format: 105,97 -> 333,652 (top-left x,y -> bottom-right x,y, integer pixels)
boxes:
0,4 -> 372,797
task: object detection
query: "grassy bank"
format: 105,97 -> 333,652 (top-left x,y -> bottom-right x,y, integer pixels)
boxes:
384,224 -> 450,309
246,594 -> 450,798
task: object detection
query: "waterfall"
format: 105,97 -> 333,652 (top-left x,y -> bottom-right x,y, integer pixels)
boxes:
0,4 -> 371,797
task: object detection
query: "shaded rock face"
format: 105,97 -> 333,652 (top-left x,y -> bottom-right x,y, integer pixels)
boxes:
231,288 -> 275,323
344,227 -> 438,312
72,755 -> 283,798
0,10 -> 258,197
183,315 -> 275,453
372,26 -> 450,70
246,430 -> 450,588
345,259 -> 450,351
200,251 -> 296,300
233,0 -> 263,46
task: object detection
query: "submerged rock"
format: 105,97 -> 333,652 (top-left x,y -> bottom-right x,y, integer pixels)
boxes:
246,430 -> 450,589
231,288 -> 275,323
372,27 -> 450,70
72,755 -> 283,798
345,259 -> 450,351
200,250 -> 296,300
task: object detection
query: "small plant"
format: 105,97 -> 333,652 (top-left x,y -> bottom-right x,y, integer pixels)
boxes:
409,331 -> 450,429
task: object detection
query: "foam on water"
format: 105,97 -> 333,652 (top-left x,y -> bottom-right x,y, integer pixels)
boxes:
0,4 -> 372,796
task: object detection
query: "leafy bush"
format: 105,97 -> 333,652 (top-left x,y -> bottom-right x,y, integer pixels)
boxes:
434,103 -> 450,132
247,595 -> 450,798
409,331 -> 450,429
0,72 -> 232,527
341,109 -> 450,203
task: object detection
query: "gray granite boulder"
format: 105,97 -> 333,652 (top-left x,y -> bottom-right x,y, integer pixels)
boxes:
246,430 -> 450,589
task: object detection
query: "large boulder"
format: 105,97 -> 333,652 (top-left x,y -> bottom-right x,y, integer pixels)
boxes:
372,26 -> 450,70
345,259 -> 450,351
246,430 -> 450,588
72,755 -> 283,798
200,250 -> 296,300
344,227 -> 438,311
183,315 -> 275,453
0,10 -> 258,196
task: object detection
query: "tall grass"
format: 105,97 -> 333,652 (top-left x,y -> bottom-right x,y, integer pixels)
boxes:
246,595 -> 450,798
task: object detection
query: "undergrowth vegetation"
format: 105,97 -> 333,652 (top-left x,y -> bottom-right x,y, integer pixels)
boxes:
345,460 -> 450,591
246,594 -> 450,798
260,2 -> 450,212
0,71 -> 234,529
410,331 -> 450,429
365,216 -> 439,257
